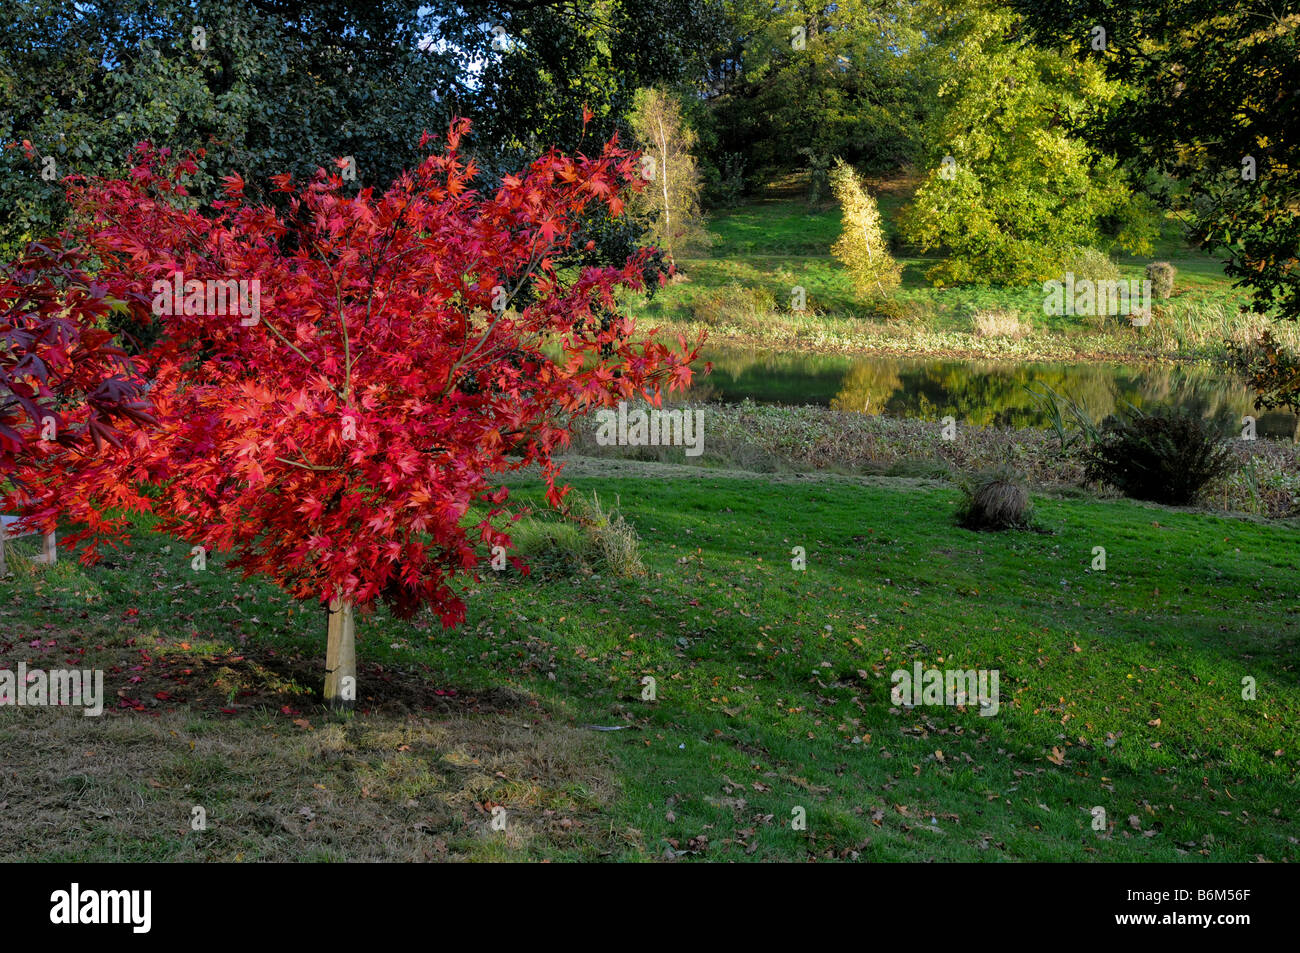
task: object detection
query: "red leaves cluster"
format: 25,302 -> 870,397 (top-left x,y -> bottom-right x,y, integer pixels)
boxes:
0,240 -> 154,474
9,121 -> 702,626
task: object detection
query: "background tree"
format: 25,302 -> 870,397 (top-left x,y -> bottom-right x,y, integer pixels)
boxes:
1011,0 -> 1300,408
626,87 -> 711,264
0,0 -> 458,254
705,0 -> 942,198
432,1 -> 728,172
0,0 -> 727,263
6,123 -> 703,707
897,0 -> 1157,285
829,157 -> 901,299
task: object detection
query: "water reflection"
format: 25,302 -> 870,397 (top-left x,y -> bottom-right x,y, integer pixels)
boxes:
685,348 -> 1298,439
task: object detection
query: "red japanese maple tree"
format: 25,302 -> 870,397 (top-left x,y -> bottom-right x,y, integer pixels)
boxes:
7,120 -> 702,706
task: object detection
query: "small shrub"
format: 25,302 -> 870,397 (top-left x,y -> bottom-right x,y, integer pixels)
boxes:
1145,260 -> 1176,299
569,492 -> 645,577
1024,382 -> 1100,455
690,284 -> 776,325
704,151 -> 747,209
972,308 -> 1028,338
507,519 -> 590,579
1061,246 -> 1121,284
956,466 -> 1033,531
1082,408 -> 1234,505
871,297 -> 926,325
503,494 -> 645,579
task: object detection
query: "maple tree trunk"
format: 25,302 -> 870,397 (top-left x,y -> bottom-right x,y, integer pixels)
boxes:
324,597 -> 356,710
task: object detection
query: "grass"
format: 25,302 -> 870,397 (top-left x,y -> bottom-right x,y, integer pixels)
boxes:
3,468 -> 1297,861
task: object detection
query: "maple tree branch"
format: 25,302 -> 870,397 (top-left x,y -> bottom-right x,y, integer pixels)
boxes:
275,455 -> 339,472
310,243 -> 352,403
443,171 -> 597,391
258,313 -> 342,399
445,236 -> 554,392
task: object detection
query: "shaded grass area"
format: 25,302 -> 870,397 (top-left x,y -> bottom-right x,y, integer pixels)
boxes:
468,473 -> 1300,861
0,543 -> 615,861
2,471 -> 1297,861
0,704 -> 613,861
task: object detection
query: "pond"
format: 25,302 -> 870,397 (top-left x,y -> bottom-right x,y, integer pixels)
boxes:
680,348 -> 1298,439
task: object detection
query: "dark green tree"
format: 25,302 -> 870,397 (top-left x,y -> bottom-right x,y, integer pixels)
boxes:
1,0 -> 726,257
705,0 -> 942,197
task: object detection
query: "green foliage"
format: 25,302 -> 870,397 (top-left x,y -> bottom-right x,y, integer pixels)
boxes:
0,0 -> 726,258
829,158 -> 901,299
898,1 -> 1157,286
505,520 -> 590,580
1012,0 -> 1300,407
707,0 -> 941,193
0,0 -> 458,254
1062,246 -> 1121,284
1025,382 -> 1102,454
1083,407 -> 1235,505
504,494 -> 644,581
702,151 -> 747,209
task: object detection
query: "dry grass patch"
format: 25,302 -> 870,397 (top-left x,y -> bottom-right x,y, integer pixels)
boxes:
971,308 -> 1028,338
0,705 -> 618,861
0,624 -> 617,861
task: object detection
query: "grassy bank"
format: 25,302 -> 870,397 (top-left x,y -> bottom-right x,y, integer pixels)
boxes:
565,401 -> 1300,519
626,179 -> 1295,365
3,469 -> 1297,861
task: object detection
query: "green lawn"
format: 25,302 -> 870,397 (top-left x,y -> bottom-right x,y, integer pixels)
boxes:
3,468 -> 1296,861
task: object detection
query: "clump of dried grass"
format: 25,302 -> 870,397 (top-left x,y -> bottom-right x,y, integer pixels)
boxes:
971,309 -> 1028,339
956,466 -> 1033,531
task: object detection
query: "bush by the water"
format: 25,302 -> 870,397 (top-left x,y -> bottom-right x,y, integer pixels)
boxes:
971,308 -> 1028,338
956,466 -> 1033,531
691,283 -> 776,325
1145,260 -> 1176,299
1083,408 -> 1234,505
1062,246 -> 1121,283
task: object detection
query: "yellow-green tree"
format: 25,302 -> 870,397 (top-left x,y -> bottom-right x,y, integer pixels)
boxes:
627,87 -> 711,264
897,1 -> 1156,287
830,157 -> 901,299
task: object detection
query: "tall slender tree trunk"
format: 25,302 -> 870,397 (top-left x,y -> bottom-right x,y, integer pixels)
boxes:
656,109 -> 673,263
325,597 -> 356,710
